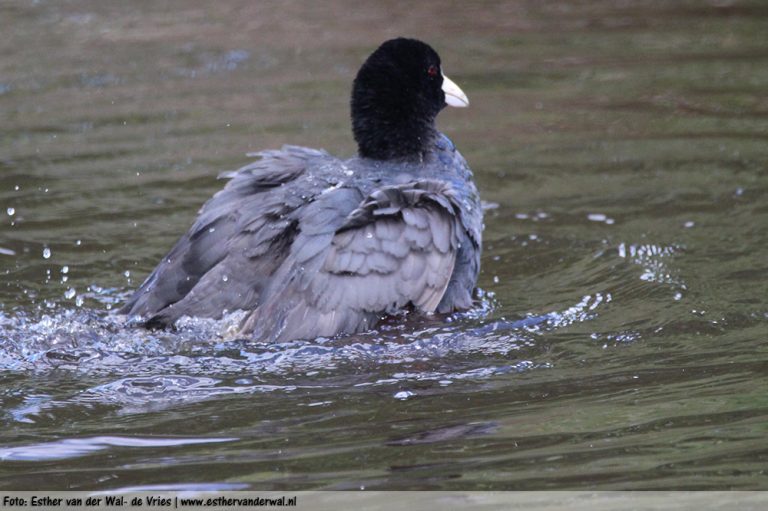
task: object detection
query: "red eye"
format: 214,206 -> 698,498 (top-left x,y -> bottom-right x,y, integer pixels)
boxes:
427,65 -> 438,77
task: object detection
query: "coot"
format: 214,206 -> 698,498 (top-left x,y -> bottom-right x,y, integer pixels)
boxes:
121,38 -> 482,342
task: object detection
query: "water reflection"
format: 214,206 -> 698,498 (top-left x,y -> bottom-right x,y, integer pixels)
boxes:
0,436 -> 236,462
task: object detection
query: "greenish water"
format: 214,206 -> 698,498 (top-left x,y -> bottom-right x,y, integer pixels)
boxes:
1,0 -> 767,490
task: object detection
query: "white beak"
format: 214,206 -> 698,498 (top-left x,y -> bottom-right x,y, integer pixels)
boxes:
442,73 -> 469,108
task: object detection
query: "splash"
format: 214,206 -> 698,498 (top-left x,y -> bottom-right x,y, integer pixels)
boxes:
0,288 -> 611,423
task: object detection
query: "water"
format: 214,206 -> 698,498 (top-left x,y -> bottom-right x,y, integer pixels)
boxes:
1,0 -> 768,490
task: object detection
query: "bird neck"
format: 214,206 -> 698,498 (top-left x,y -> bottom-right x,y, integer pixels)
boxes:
353,113 -> 437,162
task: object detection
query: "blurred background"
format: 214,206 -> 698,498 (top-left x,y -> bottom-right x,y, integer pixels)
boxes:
1,0 -> 767,490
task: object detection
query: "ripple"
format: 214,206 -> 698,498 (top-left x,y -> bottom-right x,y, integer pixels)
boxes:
102,482 -> 250,493
0,288 -> 611,422
0,435 -> 236,462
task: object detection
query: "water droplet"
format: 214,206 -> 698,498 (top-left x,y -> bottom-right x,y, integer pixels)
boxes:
588,213 -> 607,222
208,227 -> 216,233
493,276 -> 499,284
6,207 -> 14,216
75,240 -> 82,246
75,295 -> 84,307
394,390 -> 415,400
61,266 -> 69,274
14,185 -> 19,191
64,288 -> 76,299
222,275 -> 229,282
42,247 -> 51,259
124,270 -> 131,278
365,231 -> 373,239
683,221 -> 695,228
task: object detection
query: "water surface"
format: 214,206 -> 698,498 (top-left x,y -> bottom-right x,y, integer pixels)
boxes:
1,0 -> 768,490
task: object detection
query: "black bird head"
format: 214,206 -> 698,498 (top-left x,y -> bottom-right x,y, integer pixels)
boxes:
351,38 -> 468,162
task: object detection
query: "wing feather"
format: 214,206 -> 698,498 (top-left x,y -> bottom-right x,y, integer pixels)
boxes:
120,145 -> 334,324
240,179 -> 464,341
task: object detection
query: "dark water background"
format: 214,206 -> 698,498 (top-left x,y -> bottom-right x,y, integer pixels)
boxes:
1,0 -> 767,490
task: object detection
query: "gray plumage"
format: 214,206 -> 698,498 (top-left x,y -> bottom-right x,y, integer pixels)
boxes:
120,38 -> 483,342
121,137 -> 481,342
